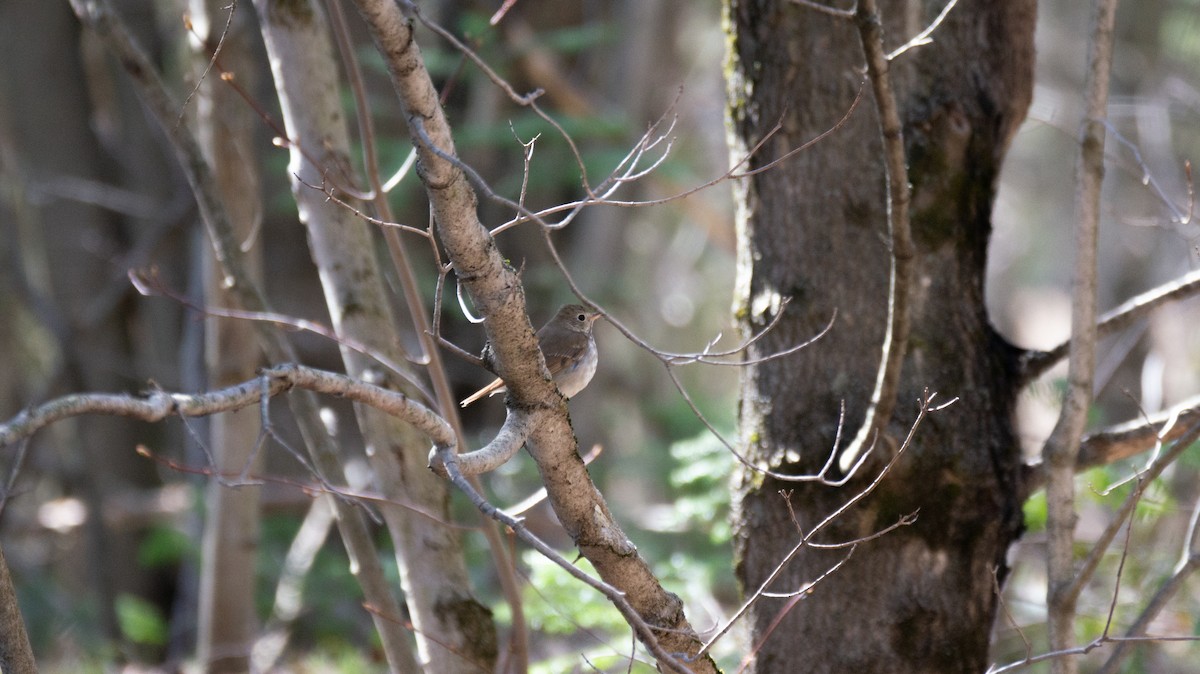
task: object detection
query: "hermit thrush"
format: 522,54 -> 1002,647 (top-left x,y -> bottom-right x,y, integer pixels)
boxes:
460,304 -> 601,407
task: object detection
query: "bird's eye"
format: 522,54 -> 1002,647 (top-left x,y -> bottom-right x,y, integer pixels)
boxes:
576,313 -> 586,322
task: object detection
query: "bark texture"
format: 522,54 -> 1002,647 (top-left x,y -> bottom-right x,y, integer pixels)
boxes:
727,1 -> 1036,671
192,2 -> 265,669
253,1 -> 494,670
0,544 -> 36,674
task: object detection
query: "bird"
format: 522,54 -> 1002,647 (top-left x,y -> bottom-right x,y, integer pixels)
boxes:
460,304 -> 601,407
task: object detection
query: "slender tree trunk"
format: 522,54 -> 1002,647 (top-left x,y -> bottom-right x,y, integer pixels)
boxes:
726,1 -> 1036,671
252,1 -> 496,670
191,2 -> 265,670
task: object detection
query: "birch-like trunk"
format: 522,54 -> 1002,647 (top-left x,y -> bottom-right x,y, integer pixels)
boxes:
190,2 -> 265,670
252,1 -> 496,670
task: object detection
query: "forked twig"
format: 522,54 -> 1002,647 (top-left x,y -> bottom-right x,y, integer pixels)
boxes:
699,391 -> 943,657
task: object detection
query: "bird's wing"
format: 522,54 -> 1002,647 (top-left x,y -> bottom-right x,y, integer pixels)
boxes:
540,332 -> 589,376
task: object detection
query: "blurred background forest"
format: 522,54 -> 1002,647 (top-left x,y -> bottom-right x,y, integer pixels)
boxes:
0,0 -> 1198,671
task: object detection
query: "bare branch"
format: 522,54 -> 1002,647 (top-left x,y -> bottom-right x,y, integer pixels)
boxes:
837,0 -> 917,474
994,567 -> 1033,662
0,363 -> 454,451
1020,395 -> 1200,494
737,546 -> 857,671
349,1 -> 718,668
1021,268 -> 1200,383
130,269 -> 437,402
252,497 -> 336,671
887,0 -> 960,60
1097,495 -> 1200,673
700,392 -> 940,657
428,410 -> 530,478
988,634 -> 1200,674
1079,394 -> 1200,472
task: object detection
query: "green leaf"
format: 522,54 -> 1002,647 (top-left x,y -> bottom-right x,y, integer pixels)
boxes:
1023,490 -> 1047,532
115,594 -> 167,646
138,525 -> 193,568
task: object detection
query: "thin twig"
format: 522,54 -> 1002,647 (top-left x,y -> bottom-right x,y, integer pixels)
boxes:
993,567 -> 1033,661
887,0 -> 960,60
736,546 -> 856,673
1096,494 -> 1200,673
700,392 -> 941,657
130,268 -> 437,401
987,634 -> 1200,674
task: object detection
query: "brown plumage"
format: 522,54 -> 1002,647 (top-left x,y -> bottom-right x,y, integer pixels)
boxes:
460,304 -> 600,407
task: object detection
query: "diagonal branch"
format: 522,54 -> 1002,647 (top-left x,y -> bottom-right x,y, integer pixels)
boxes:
1079,396 -> 1199,473
1021,268 -> 1200,383
1021,395 -> 1200,495
348,0 -> 719,669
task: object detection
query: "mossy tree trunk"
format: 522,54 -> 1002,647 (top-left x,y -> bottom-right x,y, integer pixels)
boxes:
726,1 -> 1037,671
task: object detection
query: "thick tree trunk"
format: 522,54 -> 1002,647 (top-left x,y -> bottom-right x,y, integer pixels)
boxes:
727,1 -> 1036,671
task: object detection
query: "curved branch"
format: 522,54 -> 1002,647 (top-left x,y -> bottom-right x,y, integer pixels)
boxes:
428,410 -> 530,478
837,0 -> 916,474
0,364 -> 454,451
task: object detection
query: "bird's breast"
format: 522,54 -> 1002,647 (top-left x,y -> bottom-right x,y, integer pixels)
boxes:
556,339 -> 598,398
